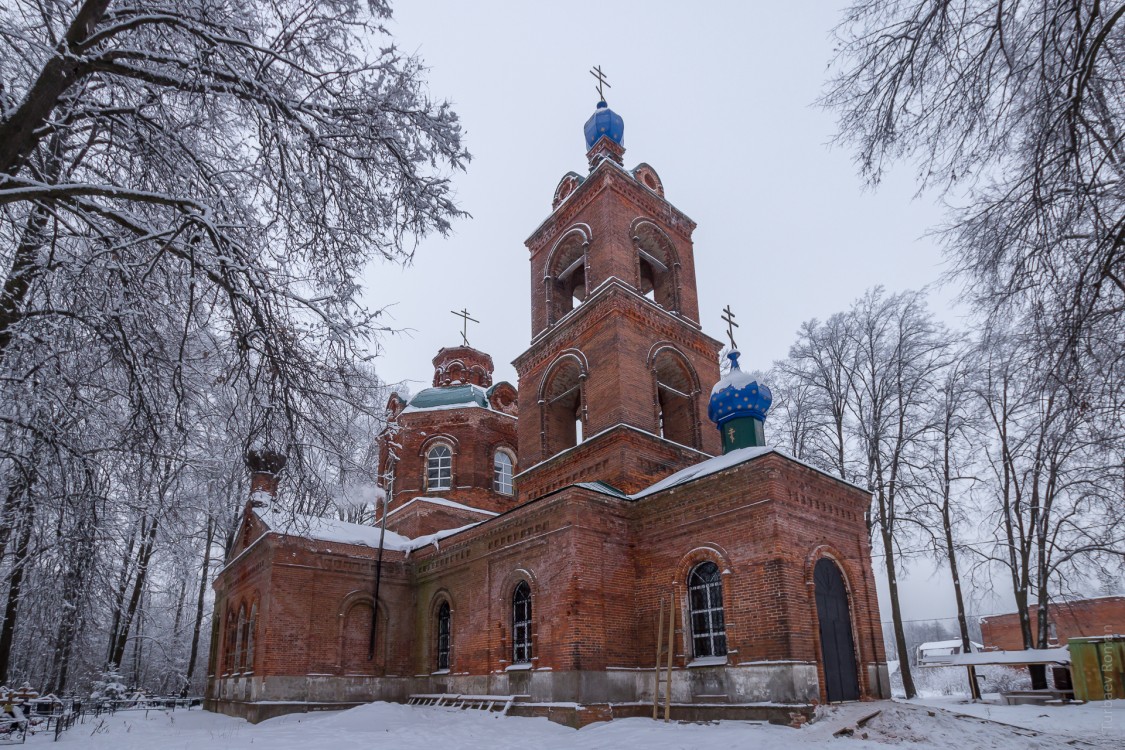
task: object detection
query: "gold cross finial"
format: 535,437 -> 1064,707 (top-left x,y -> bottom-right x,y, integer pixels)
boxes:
450,308 -> 479,347
590,65 -> 611,101
721,305 -> 739,350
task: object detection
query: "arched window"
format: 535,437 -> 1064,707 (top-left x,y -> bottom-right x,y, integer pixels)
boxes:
653,349 -> 699,448
541,357 -> 584,456
493,450 -> 514,495
233,604 -> 246,672
224,609 -> 237,673
436,601 -> 451,671
244,602 -> 257,671
512,582 -> 532,664
688,562 -> 727,658
426,444 -> 452,491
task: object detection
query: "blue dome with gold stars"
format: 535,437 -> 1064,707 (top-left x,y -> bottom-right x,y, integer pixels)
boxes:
584,100 -> 624,150
708,351 -> 772,426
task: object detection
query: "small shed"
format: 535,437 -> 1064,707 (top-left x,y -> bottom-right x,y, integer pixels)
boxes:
917,639 -> 983,666
1068,635 -> 1125,701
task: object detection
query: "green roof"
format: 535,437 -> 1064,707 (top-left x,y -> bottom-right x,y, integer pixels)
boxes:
406,384 -> 488,411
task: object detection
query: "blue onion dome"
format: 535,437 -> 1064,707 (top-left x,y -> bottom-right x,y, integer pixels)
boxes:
584,100 -> 625,150
708,351 -> 772,426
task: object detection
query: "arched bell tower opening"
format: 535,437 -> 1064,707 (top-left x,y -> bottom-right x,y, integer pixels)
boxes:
632,220 -> 680,312
539,355 -> 586,457
545,229 -> 590,326
651,347 -> 700,449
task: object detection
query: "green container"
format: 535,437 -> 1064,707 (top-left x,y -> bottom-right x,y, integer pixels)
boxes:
1068,636 -> 1125,701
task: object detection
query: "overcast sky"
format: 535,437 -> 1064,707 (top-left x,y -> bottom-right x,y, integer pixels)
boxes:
362,1 -> 1000,625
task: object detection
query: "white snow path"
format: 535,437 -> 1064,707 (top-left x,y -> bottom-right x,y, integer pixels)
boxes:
30,698 -> 1125,749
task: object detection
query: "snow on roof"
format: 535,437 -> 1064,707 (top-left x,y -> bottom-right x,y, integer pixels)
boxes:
388,497 -> 498,517
946,647 -> 1071,666
631,446 -> 774,499
265,511 -> 479,554
919,639 -> 982,651
631,445 -> 870,499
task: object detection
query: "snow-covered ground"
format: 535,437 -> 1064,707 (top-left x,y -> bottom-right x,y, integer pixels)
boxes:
25,697 -> 1125,749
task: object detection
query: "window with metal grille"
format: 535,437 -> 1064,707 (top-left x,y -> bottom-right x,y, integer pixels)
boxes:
426,445 -> 452,490
512,582 -> 532,664
688,561 -> 727,658
436,601 -> 451,670
493,451 -> 514,495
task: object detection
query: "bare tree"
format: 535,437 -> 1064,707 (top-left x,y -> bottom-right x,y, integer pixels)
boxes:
780,313 -> 858,479
970,323 -> 1124,686
917,351 -> 983,698
845,288 -> 952,699
824,0 -> 1125,366
771,287 -> 953,699
0,0 -> 465,694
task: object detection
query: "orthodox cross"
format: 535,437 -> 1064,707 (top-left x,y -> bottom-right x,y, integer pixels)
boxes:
451,308 -> 479,346
590,65 -> 611,100
721,305 -> 739,350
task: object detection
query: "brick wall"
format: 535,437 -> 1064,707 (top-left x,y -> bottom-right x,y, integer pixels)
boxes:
211,451 -> 886,706
980,596 -> 1125,650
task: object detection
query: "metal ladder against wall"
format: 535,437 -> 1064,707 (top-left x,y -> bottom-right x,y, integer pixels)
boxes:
652,595 -> 675,722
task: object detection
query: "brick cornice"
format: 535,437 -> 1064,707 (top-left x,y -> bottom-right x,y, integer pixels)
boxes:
512,278 -> 722,373
526,160 -> 696,252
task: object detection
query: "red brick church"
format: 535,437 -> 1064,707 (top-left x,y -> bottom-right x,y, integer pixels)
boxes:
206,94 -> 890,725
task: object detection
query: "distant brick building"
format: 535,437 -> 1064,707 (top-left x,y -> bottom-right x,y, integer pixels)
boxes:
980,596 -> 1125,651
206,96 -> 890,725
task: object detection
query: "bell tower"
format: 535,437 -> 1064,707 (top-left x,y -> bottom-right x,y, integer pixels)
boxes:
513,95 -> 723,499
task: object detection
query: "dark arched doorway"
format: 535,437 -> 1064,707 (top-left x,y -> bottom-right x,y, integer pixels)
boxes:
814,558 -> 860,702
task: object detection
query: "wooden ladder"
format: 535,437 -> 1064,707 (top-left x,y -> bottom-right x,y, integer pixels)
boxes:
652,595 -> 675,722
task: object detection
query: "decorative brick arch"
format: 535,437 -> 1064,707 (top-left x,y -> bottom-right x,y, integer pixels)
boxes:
672,543 -> 736,585
804,545 -> 864,703
336,590 -> 389,675
537,351 -> 589,457
647,343 -> 703,449
543,225 -> 593,325
418,434 -> 460,455
543,224 -> 593,276
632,163 -> 664,198
630,218 -> 682,313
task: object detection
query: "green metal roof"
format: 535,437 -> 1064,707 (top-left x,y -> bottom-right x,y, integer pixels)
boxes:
407,384 -> 488,410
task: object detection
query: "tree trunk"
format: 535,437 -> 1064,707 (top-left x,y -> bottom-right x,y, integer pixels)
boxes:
184,515 -> 214,696
131,586 -> 145,688
48,489 -> 97,694
944,510 -> 980,699
878,493 -> 916,698
0,203 -> 54,362
109,516 -> 158,667
0,482 -> 36,684
106,520 -> 139,666
0,0 -> 111,175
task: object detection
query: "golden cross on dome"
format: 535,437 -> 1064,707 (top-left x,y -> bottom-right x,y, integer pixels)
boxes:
451,308 -> 479,347
721,305 -> 739,350
590,65 -> 611,100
